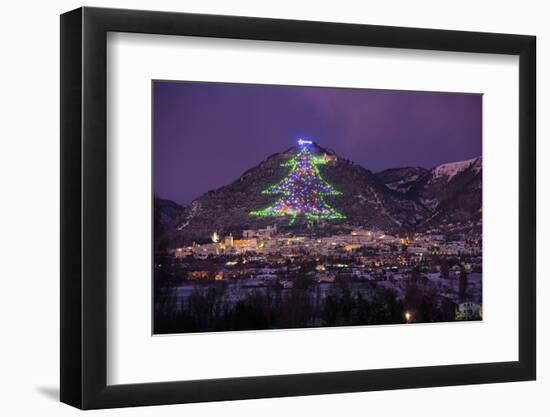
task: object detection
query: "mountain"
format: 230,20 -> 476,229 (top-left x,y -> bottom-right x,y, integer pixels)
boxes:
376,156 -> 482,226
154,197 -> 184,225
417,157 -> 482,226
413,157 -> 481,211
164,143 -> 481,243
375,167 -> 430,194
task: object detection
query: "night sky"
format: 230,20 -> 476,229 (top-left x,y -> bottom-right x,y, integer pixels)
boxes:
153,81 -> 482,206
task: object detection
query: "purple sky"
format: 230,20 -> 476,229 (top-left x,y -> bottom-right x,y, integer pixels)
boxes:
153,81 -> 482,205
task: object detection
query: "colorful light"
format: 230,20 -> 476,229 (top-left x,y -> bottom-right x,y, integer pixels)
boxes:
250,147 -> 345,225
297,138 -> 313,146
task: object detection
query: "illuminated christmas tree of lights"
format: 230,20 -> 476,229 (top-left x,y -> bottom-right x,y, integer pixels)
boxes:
250,140 -> 345,225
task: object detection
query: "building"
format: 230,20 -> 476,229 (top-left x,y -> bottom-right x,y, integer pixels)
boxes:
174,247 -> 193,258
243,225 -> 277,240
189,271 -> 210,280
456,302 -> 482,320
224,233 -> 234,247
232,238 -> 258,252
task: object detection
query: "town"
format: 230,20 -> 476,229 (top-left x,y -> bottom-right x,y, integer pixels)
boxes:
154,219 -> 482,333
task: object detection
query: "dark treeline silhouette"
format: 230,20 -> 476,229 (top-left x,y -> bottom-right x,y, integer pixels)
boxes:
154,272 -> 458,334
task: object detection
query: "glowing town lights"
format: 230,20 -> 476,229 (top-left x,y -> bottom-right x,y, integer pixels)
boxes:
250,147 -> 345,224
297,138 -> 313,146
211,231 -> 220,243
405,311 -> 412,323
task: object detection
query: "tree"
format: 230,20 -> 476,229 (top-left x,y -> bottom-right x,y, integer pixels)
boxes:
410,265 -> 421,284
440,258 -> 450,280
458,264 -> 468,302
250,142 -> 344,225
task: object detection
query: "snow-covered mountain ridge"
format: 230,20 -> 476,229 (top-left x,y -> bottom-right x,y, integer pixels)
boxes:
433,157 -> 482,181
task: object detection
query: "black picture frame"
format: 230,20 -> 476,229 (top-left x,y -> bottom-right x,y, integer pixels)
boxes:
60,6 -> 536,410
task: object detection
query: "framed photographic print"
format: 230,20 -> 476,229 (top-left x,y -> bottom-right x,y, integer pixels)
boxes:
60,7 -> 536,409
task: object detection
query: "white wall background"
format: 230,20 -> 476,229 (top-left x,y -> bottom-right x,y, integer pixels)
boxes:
0,0 -> 545,415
